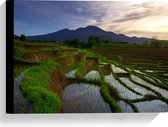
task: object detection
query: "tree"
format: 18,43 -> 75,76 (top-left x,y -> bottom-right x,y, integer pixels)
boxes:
88,36 -> 98,48
63,39 -> 82,48
20,34 -> 27,41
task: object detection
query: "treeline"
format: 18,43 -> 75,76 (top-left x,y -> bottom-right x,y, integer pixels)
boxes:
63,36 -> 118,48
14,34 -> 168,48
14,34 -> 60,43
14,34 -> 27,42
149,40 -> 168,48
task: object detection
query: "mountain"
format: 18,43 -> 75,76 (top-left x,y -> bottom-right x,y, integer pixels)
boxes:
27,26 -> 150,43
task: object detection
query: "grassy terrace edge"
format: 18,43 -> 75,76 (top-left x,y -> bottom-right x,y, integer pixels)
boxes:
20,61 -> 62,113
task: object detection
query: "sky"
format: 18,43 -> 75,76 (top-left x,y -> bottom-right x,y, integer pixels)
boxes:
14,0 -> 168,40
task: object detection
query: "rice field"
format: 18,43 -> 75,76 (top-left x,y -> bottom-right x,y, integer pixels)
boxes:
84,70 -> 100,80
92,47 -> 168,77
105,74 -> 142,100
119,77 -> 155,96
117,100 -> 134,112
134,100 -> 168,112
65,69 -> 77,78
62,83 -> 111,113
63,63 -> 168,112
111,64 -> 127,73
131,74 -> 168,98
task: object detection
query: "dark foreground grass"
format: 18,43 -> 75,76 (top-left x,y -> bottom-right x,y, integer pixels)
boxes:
20,60 -> 62,113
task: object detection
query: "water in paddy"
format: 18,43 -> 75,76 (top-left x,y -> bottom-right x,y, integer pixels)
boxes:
117,101 -> 134,112
134,100 -> 168,112
120,77 -> 155,96
14,71 -> 32,113
65,69 -> 77,78
131,75 -> 168,98
62,83 -> 112,113
85,70 -> 100,80
105,74 -> 142,99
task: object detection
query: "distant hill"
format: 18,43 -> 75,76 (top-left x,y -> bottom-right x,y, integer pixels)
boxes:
27,26 -> 151,43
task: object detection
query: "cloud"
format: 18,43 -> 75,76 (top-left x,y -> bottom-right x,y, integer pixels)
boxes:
86,1 -> 168,39
14,1 -> 168,39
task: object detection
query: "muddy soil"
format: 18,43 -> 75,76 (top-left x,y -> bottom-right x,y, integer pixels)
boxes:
24,51 -> 56,62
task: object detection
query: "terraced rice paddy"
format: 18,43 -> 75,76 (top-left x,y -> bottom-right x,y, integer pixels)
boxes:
111,64 -> 127,73
134,100 -> 168,112
131,75 -> 168,98
93,47 -> 168,77
65,69 -> 77,78
105,74 -> 142,100
117,101 -> 134,112
62,83 -> 111,113
14,41 -> 168,113
84,70 -> 100,80
62,63 -> 168,112
119,77 -> 155,96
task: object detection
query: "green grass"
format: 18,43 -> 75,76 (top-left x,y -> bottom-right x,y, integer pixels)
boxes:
14,66 -> 26,78
14,47 -> 26,59
75,62 -> 86,78
20,60 -> 62,113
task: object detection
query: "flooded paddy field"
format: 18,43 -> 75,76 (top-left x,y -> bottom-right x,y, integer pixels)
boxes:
92,47 -> 168,77
62,64 -> 168,113
62,83 -> 111,113
14,41 -> 168,113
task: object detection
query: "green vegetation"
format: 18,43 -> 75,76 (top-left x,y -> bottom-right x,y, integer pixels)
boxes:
100,84 -> 122,112
75,62 -> 86,78
20,61 -> 62,113
14,38 -> 168,113
14,47 -> 26,59
150,40 -> 168,48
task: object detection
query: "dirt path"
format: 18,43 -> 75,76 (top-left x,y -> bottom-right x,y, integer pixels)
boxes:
14,70 -> 33,113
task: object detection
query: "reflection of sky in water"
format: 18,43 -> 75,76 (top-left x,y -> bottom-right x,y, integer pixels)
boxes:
105,74 -> 142,99
131,75 -> 168,98
134,100 -> 168,112
120,77 -> 155,96
111,64 -> 127,73
118,101 -> 134,113
85,70 -> 100,80
62,83 -> 111,113
65,69 -> 77,78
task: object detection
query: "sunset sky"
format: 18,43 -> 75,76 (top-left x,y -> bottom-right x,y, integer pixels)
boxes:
14,1 -> 168,40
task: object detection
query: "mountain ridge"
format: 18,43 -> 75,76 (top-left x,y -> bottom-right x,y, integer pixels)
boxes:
27,25 -> 150,43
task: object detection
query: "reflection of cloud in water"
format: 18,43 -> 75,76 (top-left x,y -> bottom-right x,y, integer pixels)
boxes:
134,100 -> 168,112
111,64 -> 127,73
62,83 -> 111,113
105,74 -> 142,99
131,75 -> 168,98
120,77 -> 155,96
